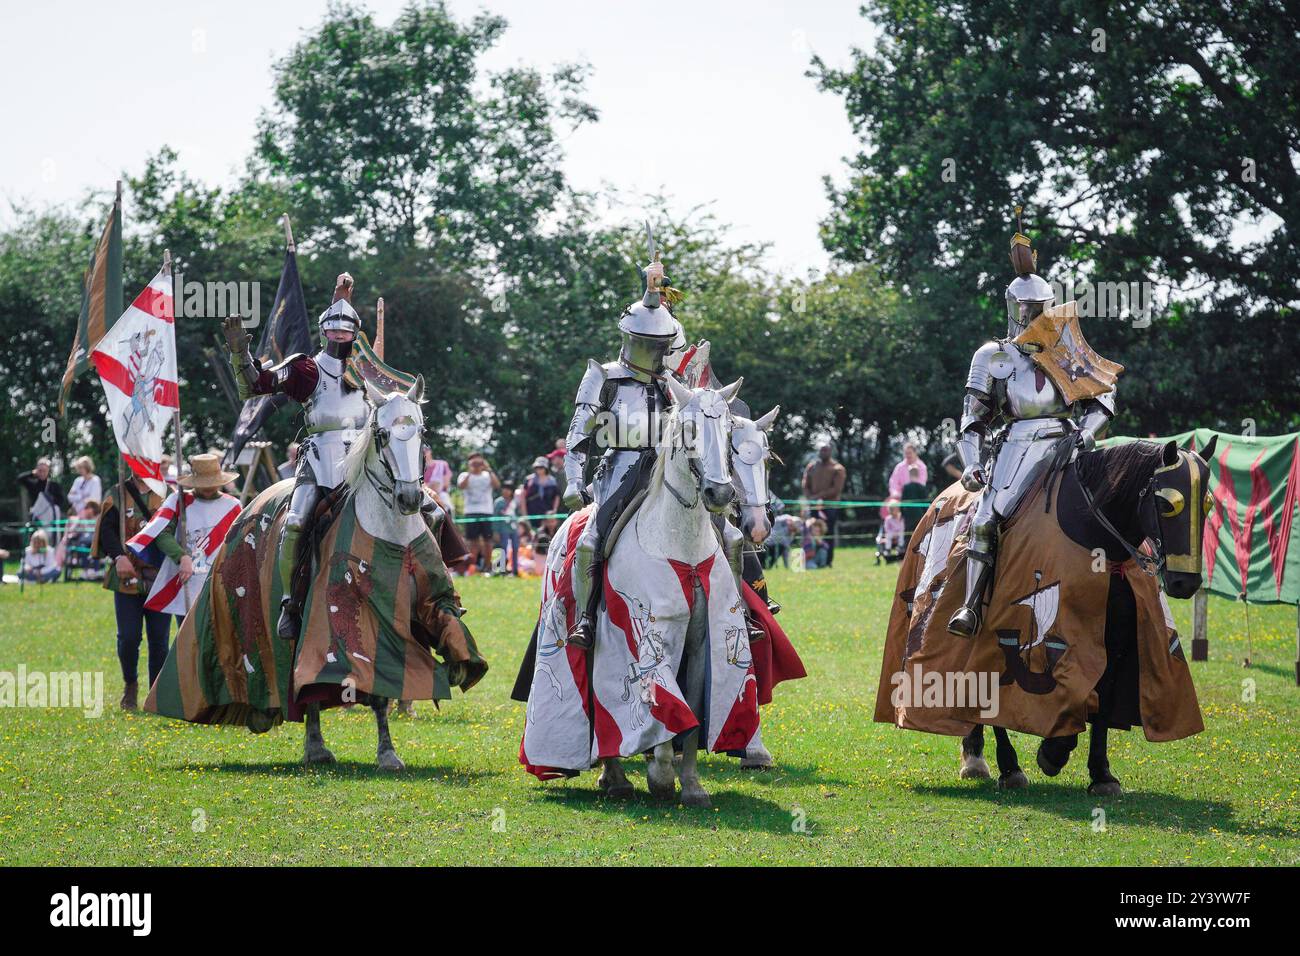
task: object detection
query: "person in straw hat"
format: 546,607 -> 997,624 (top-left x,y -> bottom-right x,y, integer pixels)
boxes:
126,454 -> 243,674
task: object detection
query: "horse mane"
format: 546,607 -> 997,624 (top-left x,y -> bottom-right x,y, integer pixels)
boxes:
650,400 -> 683,494
1075,439 -> 1164,508
341,405 -> 377,490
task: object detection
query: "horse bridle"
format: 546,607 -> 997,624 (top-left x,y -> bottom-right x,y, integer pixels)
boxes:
1078,467 -> 1163,578
663,439 -> 703,510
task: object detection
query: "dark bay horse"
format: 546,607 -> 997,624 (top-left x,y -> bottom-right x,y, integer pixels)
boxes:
960,437 -> 1216,795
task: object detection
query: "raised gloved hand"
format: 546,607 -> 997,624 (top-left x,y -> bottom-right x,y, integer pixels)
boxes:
562,483 -> 588,512
222,315 -> 251,355
960,462 -> 987,492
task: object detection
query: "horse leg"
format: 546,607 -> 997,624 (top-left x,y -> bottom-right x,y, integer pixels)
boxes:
1086,719 -> 1123,796
597,757 -> 634,799
740,724 -> 774,771
646,743 -> 677,800
959,725 -> 991,779
302,702 -> 336,765
1036,732 -> 1078,778
677,580 -> 711,808
373,697 -> 405,771
993,726 -> 1028,789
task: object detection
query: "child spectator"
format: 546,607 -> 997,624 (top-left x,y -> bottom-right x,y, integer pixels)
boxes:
20,530 -> 62,583
876,499 -> 906,564
494,482 -> 521,576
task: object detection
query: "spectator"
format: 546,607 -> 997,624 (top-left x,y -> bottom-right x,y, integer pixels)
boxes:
803,517 -> 830,569
58,500 -> 103,579
876,499 -> 906,565
0,548 -> 8,583
494,482 -> 521,576
67,456 -> 103,513
17,457 -> 67,535
278,442 -> 300,481
95,472 -> 169,710
521,456 -> 561,527
765,513 -> 802,570
546,437 -> 567,474
20,530 -> 62,583
888,443 -> 929,501
899,465 -> 931,533
802,444 -> 847,568
457,452 -> 500,574
423,448 -> 454,517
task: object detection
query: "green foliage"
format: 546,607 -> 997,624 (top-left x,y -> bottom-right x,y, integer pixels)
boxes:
814,0 -> 1300,436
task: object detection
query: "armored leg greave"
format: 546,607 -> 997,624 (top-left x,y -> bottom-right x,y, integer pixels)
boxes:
568,521 -> 599,649
948,495 -> 998,637
277,475 -> 322,641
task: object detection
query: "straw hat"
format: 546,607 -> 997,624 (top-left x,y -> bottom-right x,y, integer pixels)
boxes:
179,453 -> 238,490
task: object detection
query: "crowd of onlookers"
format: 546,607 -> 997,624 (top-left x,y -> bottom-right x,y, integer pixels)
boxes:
6,436 -> 939,584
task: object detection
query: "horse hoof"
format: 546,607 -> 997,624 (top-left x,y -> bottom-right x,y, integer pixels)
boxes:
740,747 -> 774,770
997,769 -> 1029,790
303,745 -> 336,766
377,750 -> 405,772
393,700 -> 416,718
1035,743 -> 1066,778
959,755 -> 991,780
246,710 -> 275,735
647,771 -> 677,801
596,770 -> 634,799
1087,779 -> 1123,797
680,787 -> 712,809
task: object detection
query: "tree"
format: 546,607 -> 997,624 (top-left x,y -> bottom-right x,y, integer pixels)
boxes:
257,0 -> 595,267
814,0 -> 1300,436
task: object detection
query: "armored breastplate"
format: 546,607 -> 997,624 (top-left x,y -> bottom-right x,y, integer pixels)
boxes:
303,351 -> 369,434
996,345 -> 1071,420
602,378 -> 666,451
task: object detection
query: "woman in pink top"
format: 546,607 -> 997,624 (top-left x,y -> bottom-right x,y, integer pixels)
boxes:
423,449 -> 454,516
883,443 -> 928,517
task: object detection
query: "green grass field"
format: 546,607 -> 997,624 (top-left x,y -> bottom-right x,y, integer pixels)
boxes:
1,549 -> 1296,866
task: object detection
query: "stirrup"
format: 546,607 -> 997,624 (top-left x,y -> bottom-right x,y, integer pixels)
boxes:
567,615 -> 594,650
947,605 -> 981,637
277,597 -> 303,642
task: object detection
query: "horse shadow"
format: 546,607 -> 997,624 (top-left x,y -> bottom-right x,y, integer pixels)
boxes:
178,759 -> 504,786
532,772 -> 803,833
911,780 -> 1297,841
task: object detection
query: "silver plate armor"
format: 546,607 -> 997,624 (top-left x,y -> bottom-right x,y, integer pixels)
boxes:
300,350 -> 369,489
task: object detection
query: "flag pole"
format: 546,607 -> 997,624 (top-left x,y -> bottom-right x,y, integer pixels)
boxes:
164,248 -> 189,614
282,213 -> 295,253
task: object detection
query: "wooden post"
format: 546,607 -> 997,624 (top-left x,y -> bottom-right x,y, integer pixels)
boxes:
1192,588 -> 1209,661
1294,604 -> 1299,686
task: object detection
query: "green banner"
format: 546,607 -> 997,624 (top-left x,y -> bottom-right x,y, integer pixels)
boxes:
1109,429 -> 1300,605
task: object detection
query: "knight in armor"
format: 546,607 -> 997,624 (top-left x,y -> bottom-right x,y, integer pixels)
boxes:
562,256 -> 679,648
948,226 -> 1120,637
223,273 -> 370,640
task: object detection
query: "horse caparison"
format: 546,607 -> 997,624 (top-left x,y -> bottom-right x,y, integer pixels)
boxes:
961,439 -> 1212,796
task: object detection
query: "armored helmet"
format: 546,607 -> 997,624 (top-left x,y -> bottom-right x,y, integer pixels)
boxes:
618,225 -> 679,376
319,278 -> 362,360
1005,222 -> 1053,337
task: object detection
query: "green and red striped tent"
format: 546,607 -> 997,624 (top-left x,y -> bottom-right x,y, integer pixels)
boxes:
1112,429 -> 1300,605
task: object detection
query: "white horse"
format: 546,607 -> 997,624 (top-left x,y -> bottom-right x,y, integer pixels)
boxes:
298,376 -> 428,770
727,405 -> 783,769
520,376 -> 759,808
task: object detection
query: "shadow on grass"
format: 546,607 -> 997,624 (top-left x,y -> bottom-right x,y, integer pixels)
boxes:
911,779 -> 1297,841
176,760 -> 503,786
531,783 -> 800,832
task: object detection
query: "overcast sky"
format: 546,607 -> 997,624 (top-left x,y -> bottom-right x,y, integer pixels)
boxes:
3,0 -> 874,274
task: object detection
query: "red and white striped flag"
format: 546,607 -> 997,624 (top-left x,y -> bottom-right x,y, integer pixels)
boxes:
92,268 -> 178,496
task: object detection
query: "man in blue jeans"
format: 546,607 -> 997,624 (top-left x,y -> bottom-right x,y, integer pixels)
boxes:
93,473 -> 172,710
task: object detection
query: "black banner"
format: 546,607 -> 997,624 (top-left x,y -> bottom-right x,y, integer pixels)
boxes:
222,247 -> 311,468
